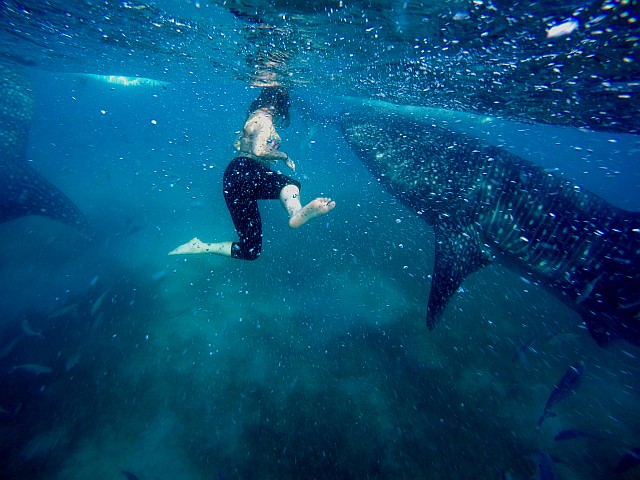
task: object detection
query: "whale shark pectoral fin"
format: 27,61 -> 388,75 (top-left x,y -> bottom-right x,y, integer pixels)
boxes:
426,222 -> 493,329
0,163 -> 91,237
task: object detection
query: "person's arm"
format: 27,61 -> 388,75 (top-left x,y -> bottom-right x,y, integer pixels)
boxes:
283,156 -> 296,171
251,126 -> 289,161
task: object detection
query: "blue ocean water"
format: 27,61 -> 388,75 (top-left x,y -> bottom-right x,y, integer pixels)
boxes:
1,1 -> 639,479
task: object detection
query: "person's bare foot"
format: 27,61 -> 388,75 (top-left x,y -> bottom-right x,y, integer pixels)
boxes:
289,198 -> 335,228
169,237 -> 207,255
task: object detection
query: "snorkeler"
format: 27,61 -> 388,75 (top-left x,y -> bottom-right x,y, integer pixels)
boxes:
169,86 -> 335,260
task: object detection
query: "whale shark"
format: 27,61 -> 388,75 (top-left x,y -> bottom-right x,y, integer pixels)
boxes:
342,104 -> 640,346
1,63 -> 89,235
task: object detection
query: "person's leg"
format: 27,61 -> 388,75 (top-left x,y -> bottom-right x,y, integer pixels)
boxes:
168,238 -> 233,256
224,188 -> 263,260
279,184 -> 302,217
169,159 -> 336,257
169,193 -> 262,259
280,184 -> 336,228
169,158 -> 262,259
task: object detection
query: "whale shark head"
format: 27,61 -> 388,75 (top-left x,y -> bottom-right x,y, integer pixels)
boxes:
342,109 -> 490,224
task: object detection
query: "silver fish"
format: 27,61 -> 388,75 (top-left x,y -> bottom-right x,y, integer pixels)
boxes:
537,362 -> 585,428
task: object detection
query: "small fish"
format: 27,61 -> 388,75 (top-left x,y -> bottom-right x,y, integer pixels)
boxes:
614,447 -> 640,474
121,470 -> 140,480
537,361 -> 585,429
21,318 -> 44,338
511,336 -> 537,363
575,273 -> 603,305
91,311 -> 105,332
0,336 -> 23,360
10,364 -> 53,375
65,353 -> 81,372
553,429 -> 598,442
47,302 -> 79,319
91,289 -> 110,317
150,270 -> 168,282
536,451 -> 556,480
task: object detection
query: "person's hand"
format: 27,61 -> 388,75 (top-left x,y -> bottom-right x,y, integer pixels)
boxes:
284,156 -> 296,172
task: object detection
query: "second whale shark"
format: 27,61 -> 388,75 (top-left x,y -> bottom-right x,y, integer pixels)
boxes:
342,104 -> 640,346
0,63 -> 89,236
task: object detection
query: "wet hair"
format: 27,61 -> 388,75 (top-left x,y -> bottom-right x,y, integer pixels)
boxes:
248,86 -> 291,127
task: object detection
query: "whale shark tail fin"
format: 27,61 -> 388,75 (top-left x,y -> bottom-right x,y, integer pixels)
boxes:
0,163 -> 91,237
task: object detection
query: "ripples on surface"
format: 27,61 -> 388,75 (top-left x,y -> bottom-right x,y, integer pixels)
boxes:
1,0 -> 638,131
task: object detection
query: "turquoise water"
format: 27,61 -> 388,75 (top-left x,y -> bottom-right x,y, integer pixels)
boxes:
1,1 -> 639,479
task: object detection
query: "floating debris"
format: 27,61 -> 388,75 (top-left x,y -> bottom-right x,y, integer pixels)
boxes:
547,19 -> 579,38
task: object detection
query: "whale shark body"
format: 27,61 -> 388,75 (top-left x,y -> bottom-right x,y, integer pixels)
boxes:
0,63 -> 89,235
342,106 -> 640,346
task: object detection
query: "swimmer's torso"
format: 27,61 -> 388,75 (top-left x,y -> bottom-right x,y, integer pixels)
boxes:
235,109 -> 281,168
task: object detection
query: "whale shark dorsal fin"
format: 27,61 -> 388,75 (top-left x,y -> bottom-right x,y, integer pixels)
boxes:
427,222 -> 493,328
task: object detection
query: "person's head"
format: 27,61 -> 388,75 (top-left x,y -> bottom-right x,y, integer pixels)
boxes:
249,86 -> 291,127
